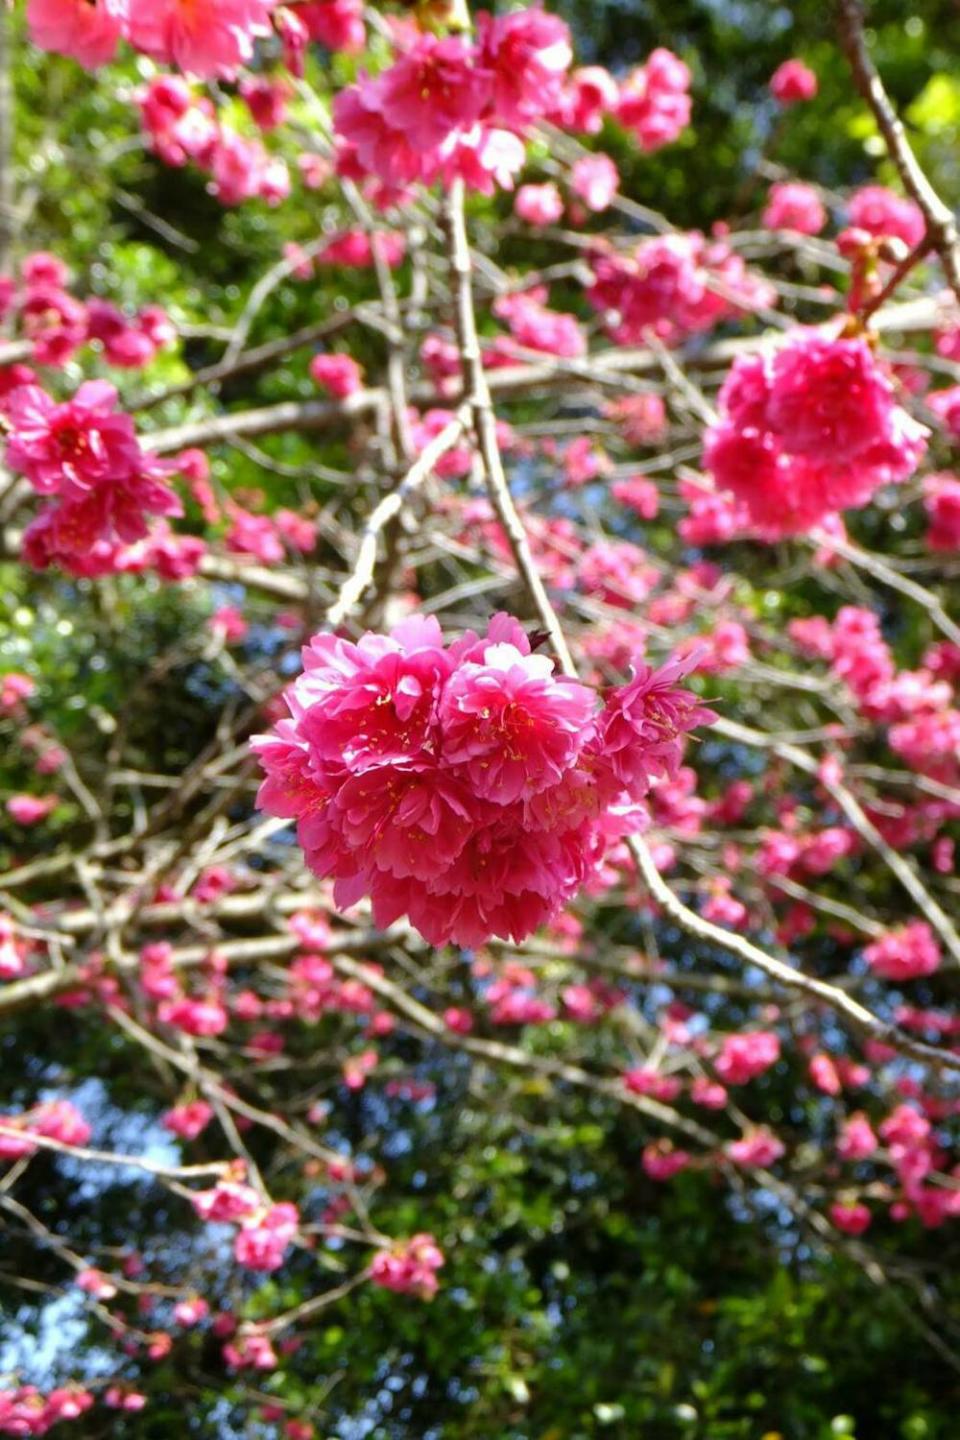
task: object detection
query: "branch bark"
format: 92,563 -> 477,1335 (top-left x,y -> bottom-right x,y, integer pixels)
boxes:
838,0 -> 960,302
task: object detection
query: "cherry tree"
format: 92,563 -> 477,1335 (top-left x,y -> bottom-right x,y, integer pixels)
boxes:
1,0 -> 959,1434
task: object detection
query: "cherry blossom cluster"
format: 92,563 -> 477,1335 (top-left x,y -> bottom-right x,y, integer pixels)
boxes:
191,1177 -> 300,1273
514,154 -> 620,226
0,1100 -> 91,1159
370,1234 -> 445,1300
0,1387 -> 93,1437
334,9 -> 692,203
704,330 -> 928,536
586,232 -> 776,346
789,606 -> 960,789
138,76 -> 291,208
333,9 -> 574,198
27,0 -> 278,79
1,381 -> 204,576
0,251 -> 173,371
254,614 -> 715,947
863,921 -> 942,982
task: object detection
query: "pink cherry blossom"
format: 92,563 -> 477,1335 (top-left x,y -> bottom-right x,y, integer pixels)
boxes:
173,1297 -> 209,1327
0,672 -> 35,713
616,48 -> 692,151
596,651 -> 717,801
309,352 -> 364,398
769,59 -> 818,104
514,182 -> 564,227
923,472 -> 960,551
726,1127 -> 785,1167
124,0 -> 278,80
158,995 -> 228,1037
836,1112 -> 878,1161
234,1202 -> 299,1272
6,382 -> 141,498
552,66 -> 619,134
848,184 -> 925,249
371,1233 -> 444,1299
162,1101 -> 214,1140
299,0 -> 365,54
192,1180 -> 261,1224
476,7 -> 573,129
255,616 -> 713,948
863,921 -> 941,982
762,181 -> 826,235
715,1031 -> 780,1084
439,644 -> 596,804
570,153 -> 619,211
26,0 -> 125,69
704,331 -> 927,536
588,232 -> 775,347
642,1141 -> 691,1180
7,794 -> 57,826
829,1201 -> 871,1235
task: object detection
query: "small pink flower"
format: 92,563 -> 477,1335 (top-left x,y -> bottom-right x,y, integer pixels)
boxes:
715,1031 -> 780,1085
836,1112 -> 878,1161
371,1233 -> 444,1300
642,1141 -> 691,1181
829,1201 -> 871,1236
769,59 -> 818,104
7,795 -> 57,826
158,995 -> 228,1038
477,7 -> 573,129
762,181 -> 826,235
726,1127 -> 785,1168
76,1267 -> 117,1299
298,0 -> 364,54
617,48 -> 691,151
234,1202 -> 299,1273
162,1101 -> 214,1141
514,183 -> 564,228
440,643 -> 596,804
0,672 -> 36,713
192,1180 -> 261,1224
848,184 -> 925,248
570,154 -> 619,212
863,921 -> 941,982
210,606 -> 248,644
309,352 -> 364,398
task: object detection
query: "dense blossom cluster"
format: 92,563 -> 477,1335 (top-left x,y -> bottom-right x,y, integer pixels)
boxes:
333,11 -> 566,197
704,330 -> 927,536
254,614 -> 714,947
334,13 -> 690,200
587,232 -> 776,345
3,381 -> 185,574
863,922 -> 942,982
